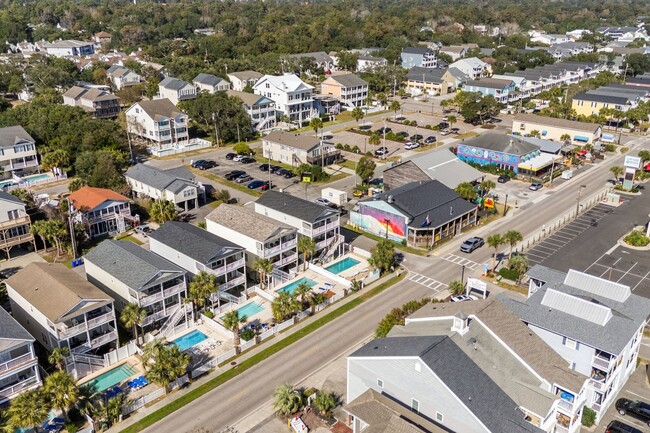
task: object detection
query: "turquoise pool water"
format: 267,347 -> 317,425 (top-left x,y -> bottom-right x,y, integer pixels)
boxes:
0,180 -> 16,189
172,330 -> 208,351
84,363 -> 137,393
275,277 -> 317,295
325,257 -> 361,274
221,302 -> 264,321
23,173 -> 51,182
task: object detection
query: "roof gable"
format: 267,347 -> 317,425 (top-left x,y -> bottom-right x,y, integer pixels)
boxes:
69,186 -> 129,211
0,126 -> 35,149
255,191 -> 338,223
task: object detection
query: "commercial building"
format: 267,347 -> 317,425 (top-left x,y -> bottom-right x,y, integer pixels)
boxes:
512,113 -> 602,145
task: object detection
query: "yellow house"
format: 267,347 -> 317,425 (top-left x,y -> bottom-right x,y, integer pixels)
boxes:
571,93 -> 633,117
320,73 -> 368,109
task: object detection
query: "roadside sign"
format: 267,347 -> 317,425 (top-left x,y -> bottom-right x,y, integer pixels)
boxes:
301,172 -> 312,183
624,155 -> 641,169
484,197 -> 494,208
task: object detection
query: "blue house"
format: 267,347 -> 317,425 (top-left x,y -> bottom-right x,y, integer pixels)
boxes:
463,78 -> 516,104
456,133 -> 542,174
400,47 -> 437,69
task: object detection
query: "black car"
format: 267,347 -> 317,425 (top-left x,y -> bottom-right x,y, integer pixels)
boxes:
616,398 -> 650,427
276,168 -> 290,176
424,136 -> 437,144
438,121 -> 449,129
396,131 -> 409,138
240,157 -> 256,164
225,153 -> 237,160
195,160 -> 217,170
224,170 -> 245,181
269,165 -> 283,174
606,421 -> 643,433
497,175 -> 510,183
280,169 -> 295,179
191,160 -> 207,168
259,163 -> 270,171
377,127 -> 392,134
411,134 -> 423,141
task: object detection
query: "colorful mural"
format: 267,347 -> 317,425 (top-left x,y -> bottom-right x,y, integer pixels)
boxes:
350,205 -> 407,241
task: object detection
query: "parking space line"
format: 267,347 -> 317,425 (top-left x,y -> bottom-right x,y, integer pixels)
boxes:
527,252 -> 550,261
540,239 -> 566,247
632,271 -> 650,291
558,227 -> 582,235
534,244 -> 560,252
617,262 -> 638,283
551,233 -> 574,241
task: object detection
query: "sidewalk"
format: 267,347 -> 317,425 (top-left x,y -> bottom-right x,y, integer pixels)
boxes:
106,272 -> 399,433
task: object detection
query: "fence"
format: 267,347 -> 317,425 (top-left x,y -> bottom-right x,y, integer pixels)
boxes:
169,374 -> 189,391
274,317 -> 296,333
255,286 -> 277,302
201,313 -> 234,339
6,172 -> 68,191
259,327 -> 275,341
104,341 -> 138,366
148,139 -> 212,157
239,337 -> 257,352
216,348 -> 237,365
189,361 -> 216,379
122,387 -> 166,416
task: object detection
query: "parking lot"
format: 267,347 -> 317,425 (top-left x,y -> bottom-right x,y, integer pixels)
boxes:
585,364 -> 650,433
584,247 -> 650,298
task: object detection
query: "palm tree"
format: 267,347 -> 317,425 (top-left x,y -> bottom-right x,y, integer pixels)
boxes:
508,254 -> 529,284
187,271 -> 217,314
297,237 -> 316,271
120,303 -> 146,345
143,343 -> 189,393
31,220 -> 49,252
309,292 -> 326,314
105,394 -> 127,427
503,230 -> 523,259
560,133 -> 571,144
351,106 -> 364,128
529,129 -> 540,138
141,340 -> 166,370
48,346 -> 70,371
271,291 -> 300,322
610,166 -> 624,184
448,279 -> 465,296
479,179 -> 496,197
309,117 -> 323,138
149,199 -> 177,223
487,233 -> 504,271
638,150 -> 650,163
447,115 -> 457,130
272,383 -> 303,416
376,93 -> 388,106
45,371 -> 79,421
7,389 -> 50,433
313,390 -> 337,417
293,282 -> 311,307
252,258 -> 274,290
369,131 -> 381,147
389,100 -> 401,118
454,182 -> 477,201
222,310 -> 247,347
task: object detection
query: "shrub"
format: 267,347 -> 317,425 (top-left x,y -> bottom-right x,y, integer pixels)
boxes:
375,298 -> 431,337
410,120 -> 417,126
211,189 -> 231,202
425,124 -> 433,129
581,407 -> 596,427
233,142 -> 252,155
240,328 -> 256,342
203,310 -> 214,319
498,267 -> 520,281
65,424 -> 79,433
624,230 -> 650,247
604,144 -> 616,152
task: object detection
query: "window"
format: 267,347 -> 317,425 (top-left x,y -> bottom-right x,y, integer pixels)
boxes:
411,398 -> 420,413
377,378 -> 383,388
562,336 -> 577,349
436,412 -> 444,423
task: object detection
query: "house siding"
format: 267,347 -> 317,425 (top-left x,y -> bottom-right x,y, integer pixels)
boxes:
149,237 -> 199,275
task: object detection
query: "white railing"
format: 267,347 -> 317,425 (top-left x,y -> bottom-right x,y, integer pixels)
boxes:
9,159 -> 38,170
554,424 -> 569,433
278,254 -> 298,266
275,317 -> 296,333
0,352 -> 36,374
123,387 -> 166,416
58,311 -> 114,338
259,328 -> 275,341
140,283 -> 186,307
223,275 -> 246,290
142,308 -> 170,326
311,221 -> 339,236
296,310 -> 311,321
169,374 -> 189,391
159,304 -> 186,338
240,338 -> 256,352
226,259 -> 245,272
90,330 -> 117,348
261,239 -> 297,257
0,376 -> 40,398
189,362 -> 215,379
557,399 -> 575,413
104,341 -> 138,366
200,313 -> 234,339
86,311 -> 115,329
216,348 -> 237,364
592,355 -> 615,371
147,138 -> 212,157
245,285 -> 259,295
255,287 -> 277,302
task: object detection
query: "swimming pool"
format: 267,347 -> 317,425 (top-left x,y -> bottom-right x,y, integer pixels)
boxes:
0,180 -> 16,189
23,173 -> 51,182
84,363 -> 137,393
275,277 -> 317,295
221,302 -> 265,321
325,257 -> 361,274
172,329 -> 208,351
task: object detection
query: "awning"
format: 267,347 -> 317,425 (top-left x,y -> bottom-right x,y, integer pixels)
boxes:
574,135 -> 589,142
518,153 -> 561,171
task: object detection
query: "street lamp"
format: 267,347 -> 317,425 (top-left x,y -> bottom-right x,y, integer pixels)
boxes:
461,264 -> 466,288
576,184 -> 587,216
384,218 -> 390,238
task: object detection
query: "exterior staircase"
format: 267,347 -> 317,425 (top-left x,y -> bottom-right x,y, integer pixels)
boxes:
317,234 -> 344,264
159,303 -> 191,338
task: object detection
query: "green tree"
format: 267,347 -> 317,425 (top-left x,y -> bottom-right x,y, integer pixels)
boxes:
351,106 -> 364,128
454,182 -> 478,201
142,341 -> 189,392
120,303 -> 146,345
637,150 -> 650,163
309,292 -> 326,314
272,384 -> 303,416
389,100 -> 401,117
369,131 -> 381,147
487,233 -> 504,271
479,179 -> 496,197
41,148 -> 71,172
508,254 -> 529,284
529,129 -> 540,138
310,117 -> 323,137
233,142 -> 252,155
222,310 -> 248,347
44,371 -> 79,421
610,166 -> 624,184
252,258 -> 273,290
369,239 -> 395,274
376,93 -> 388,106
560,133 -> 571,143
7,389 -> 50,433
447,115 -> 457,129
271,291 -> 300,322
355,156 -> 376,184
297,236 -> 316,271
503,230 -> 523,259
187,271 -> 217,314
74,150 -> 128,193
48,346 -> 70,371
149,199 -> 177,223
293,282 -> 311,306
313,390 -> 337,416
624,53 -> 650,77
448,279 -> 465,296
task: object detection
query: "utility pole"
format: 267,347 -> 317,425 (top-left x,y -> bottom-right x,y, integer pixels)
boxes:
549,158 -> 557,185
212,113 -> 220,147
236,123 -> 241,144
576,184 -> 586,216
67,198 -> 77,260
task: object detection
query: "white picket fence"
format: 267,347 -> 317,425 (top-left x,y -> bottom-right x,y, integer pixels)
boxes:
296,310 -> 311,321
216,348 -> 237,365
169,374 -> 189,391
255,286 -> 277,302
104,341 -> 138,366
259,328 -> 275,341
189,361 -> 216,379
201,313 -> 234,339
122,387 -> 165,416
240,338 -> 256,352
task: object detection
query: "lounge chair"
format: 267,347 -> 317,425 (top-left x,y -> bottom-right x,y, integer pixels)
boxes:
317,287 -> 326,291
51,418 -> 64,425
112,386 -> 123,395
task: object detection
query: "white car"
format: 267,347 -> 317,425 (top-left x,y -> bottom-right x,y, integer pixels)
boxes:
450,295 -> 478,302
404,141 -> 420,150
233,154 -> 245,162
314,198 -> 332,206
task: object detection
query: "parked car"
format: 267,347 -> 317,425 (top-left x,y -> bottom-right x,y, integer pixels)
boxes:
396,131 -> 409,138
377,127 -> 392,134
248,180 -> 264,189
233,154 -> 245,162
224,170 -> 245,181
261,181 -> 273,191
225,153 -> 237,160
450,127 -> 460,134
424,136 -> 437,144
451,295 -> 477,302
460,237 -> 485,253
282,170 -> 296,179
606,420 -> 643,433
269,165 -> 283,174
411,134 -> 423,141
315,198 -> 332,206
134,224 -> 153,237
191,160 -> 207,168
440,129 -> 451,136
438,122 -> 449,129
374,146 -> 389,156
235,174 -> 252,183
442,116 -> 449,121
616,399 -> 650,427
529,182 -> 543,191
259,163 -> 270,171
240,157 -> 256,164
353,190 -> 364,197
404,141 -> 420,150
195,160 -> 217,170
497,175 -> 510,183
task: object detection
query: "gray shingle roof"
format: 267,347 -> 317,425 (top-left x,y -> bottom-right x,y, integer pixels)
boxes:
159,77 -> 191,90
262,131 -> 320,151
466,77 -> 513,90
402,47 -> 432,55
288,52 -> 333,64
461,133 -> 540,156
327,72 -> 368,88
572,92 -> 630,105
149,221 -> 243,264
255,191 -> 339,223
0,190 -> 25,205
125,164 -> 195,192
226,90 -> 268,107
0,305 -> 34,342
133,99 -> 184,121
350,336 -> 545,433
0,126 -> 35,149
371,180 -> 475,229
406,67 -> 445,84
84,240 -> 184,290
227,70 -> 263,81
502,265 -> 650,354
193,73 -> 228,87
206,204 -> 296,243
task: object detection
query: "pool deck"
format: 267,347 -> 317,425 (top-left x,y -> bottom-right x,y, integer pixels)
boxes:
218,298 -> 273,326
168,323 -> 235,362
328,253 -> 370,281
77,358 -> 143,388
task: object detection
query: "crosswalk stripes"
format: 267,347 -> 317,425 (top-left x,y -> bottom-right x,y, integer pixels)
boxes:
440,254 -> 480,270
407,272 -> 447,292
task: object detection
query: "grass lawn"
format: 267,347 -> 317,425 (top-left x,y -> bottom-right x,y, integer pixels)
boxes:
119,272 -> 405,433
317,172 -> 349,184
116,235 -> 144,245
251,154 -> 294,171
187,166 -> 262,197
337,159 -> 356,170
454,131 -> 479,140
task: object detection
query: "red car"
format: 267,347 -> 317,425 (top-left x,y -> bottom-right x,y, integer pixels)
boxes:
261,181 -> 273,191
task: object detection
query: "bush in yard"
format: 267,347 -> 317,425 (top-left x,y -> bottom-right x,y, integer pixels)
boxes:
581,407 -> 596,427
240,328 -> 256,342
203,310 -> 214,319
624,230 -> 650,247
498,267 -> 520,281
375,298 -> 431,338
233,142 -> 252,155
604,144 -> 616,152
211,189 -> 231,202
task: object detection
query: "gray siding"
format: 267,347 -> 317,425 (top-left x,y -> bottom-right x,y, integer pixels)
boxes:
383,161 -> 431,191
149,238 -> 198,274
529,324 -> 594,377
348,357 -> 489,433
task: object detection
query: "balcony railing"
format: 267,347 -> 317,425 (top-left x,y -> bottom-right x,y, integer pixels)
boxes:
592,354 -> 615,371
223,275 -> 246,290
87,208 -> 131,223
58,311 -> 114,338
7,159 -> 38,170
277,253 -> 298,266
0,352 -> 36,375
90,330 -> 117,348
0,376 -> 39,399
311,221 -> 339,236
226,258 -> 245,272
0,216 -> 30,230
142,309 -> 172,326
557,399 -> 575,413
140,283 -> 185,307
260,239 -> 297,258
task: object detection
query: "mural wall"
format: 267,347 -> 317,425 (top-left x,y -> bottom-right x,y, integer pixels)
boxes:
457,144 -> 521,171
350,204 -> 407,241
